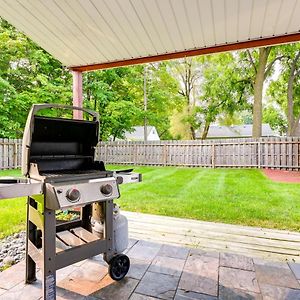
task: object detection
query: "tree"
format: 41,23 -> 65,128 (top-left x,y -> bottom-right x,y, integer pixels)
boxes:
239,47 -> 282,137
0,18 -> 72,137
171,57 -> 202,139
268,44 -> 300,136
170,53 -> 250,140
196,53 -> 249,139
83,62 -> 180,140
263,104 -> 287,135
83,67 -> 143,140
144,62 -> 181,139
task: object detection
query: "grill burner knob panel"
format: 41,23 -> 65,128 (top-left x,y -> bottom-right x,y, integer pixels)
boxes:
101,184 -> 113,196
66,188 -> 81,202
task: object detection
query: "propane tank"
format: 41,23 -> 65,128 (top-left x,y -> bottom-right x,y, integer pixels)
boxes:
113,204 -> 128,253
91,217 -> 104,238
91,202 -> 104,238
91,203 -> 128,253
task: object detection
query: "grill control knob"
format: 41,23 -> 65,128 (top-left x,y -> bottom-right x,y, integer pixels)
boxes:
66,188 -> 80,202
101,184 -> 113,196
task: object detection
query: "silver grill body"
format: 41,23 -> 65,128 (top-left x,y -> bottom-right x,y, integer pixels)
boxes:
0,104 -> 141,300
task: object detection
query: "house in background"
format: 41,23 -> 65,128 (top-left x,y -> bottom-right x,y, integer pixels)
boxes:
121,126 -> 160,141
195,124 -> 276,139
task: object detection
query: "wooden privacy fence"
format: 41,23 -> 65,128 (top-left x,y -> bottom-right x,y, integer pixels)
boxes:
96,137 -> 300,170
2,137 -> 300,170
0,138 -> 22,170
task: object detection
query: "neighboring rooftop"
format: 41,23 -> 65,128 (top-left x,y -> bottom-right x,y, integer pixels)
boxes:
118,126 -> 160,141
196,124 -> 276,139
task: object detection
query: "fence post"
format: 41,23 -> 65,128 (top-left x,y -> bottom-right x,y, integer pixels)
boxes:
258,140 -> 261,168
104,144 -> 108,163
134,144 -> 137,165
212,144 -> 215,168
163,144 -> 167,166
14,140 -> 18,168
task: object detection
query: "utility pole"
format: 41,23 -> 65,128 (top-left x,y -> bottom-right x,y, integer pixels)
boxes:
144,65 -> 148,142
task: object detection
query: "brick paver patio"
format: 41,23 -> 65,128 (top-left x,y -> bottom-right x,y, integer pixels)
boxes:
1,238 -> 300,300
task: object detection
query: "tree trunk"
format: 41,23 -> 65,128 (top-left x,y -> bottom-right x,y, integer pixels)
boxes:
287,73 -> 295,136
190,126 -> 196,140
291,117 -> 300,136
286,51 -> 300,136
201,120 -> 210,139
252,47 -> 270,138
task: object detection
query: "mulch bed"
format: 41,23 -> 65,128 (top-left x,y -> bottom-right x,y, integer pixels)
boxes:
263,169 -> 300,183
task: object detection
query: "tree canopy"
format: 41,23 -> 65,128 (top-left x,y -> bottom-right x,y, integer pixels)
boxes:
2,17 -> 300,140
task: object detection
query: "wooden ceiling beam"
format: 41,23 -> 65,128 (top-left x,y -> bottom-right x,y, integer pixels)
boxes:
70,33 -> 300,72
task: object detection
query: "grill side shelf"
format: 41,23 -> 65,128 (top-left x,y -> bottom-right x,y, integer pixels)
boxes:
0,179 -> 42,200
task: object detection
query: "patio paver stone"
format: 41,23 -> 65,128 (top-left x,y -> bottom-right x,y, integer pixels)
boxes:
175,289 -> 218,299
129,293 -> 159,300
126,258 -> 150,280
254,261 -> 300,289
92,275 -> 139,300
220,253 -> 254,271
178,252 -> 219,296
288,262 -> 300,280
1,237 -> 300,299
135,271 -> 179,299
218,286 -> 262,300
259,283 -> 300,300
149,255 -> 185,276
219,267 -> 260,293
157,245 -> 189,260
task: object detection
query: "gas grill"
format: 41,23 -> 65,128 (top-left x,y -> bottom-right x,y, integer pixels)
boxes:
0,104 -> 141,300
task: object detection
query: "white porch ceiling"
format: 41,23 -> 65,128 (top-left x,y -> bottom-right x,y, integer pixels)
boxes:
0,0 -> 300,70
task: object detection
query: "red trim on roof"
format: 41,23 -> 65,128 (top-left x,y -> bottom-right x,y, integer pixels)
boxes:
70,33 -> 300,72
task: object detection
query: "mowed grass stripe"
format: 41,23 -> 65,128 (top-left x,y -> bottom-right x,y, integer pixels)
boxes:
0,167 -> 300,239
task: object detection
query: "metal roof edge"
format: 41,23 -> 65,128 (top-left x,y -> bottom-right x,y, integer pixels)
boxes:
70,32 -> 300,72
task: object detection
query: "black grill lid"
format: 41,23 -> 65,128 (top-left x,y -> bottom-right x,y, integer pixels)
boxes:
22,104 -> 100,176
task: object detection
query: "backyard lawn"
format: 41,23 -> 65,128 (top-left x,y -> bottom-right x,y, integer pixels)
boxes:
1,166 -> 300,238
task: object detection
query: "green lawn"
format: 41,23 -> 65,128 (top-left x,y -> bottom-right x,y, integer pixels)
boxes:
1,166 -> 300,238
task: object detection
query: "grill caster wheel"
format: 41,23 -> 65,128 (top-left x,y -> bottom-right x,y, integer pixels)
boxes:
108,254 -> 130,281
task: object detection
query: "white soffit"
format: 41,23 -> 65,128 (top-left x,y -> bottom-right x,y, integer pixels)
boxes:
0,0 -> 299,69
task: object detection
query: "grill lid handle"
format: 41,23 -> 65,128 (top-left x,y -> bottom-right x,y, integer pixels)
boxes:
30,104 -> 99,121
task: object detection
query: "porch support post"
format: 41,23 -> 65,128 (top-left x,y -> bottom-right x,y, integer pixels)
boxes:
72,71 -> 83,120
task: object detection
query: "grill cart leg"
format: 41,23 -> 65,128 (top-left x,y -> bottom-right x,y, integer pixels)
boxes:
103,200 -> 114,263
26,197 -> 37,283
42,208 -> 56,300
103,200 -> 130,281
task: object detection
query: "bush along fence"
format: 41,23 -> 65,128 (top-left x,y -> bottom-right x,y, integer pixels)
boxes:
2,137 -> 300,170
95,137 -> 300,170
